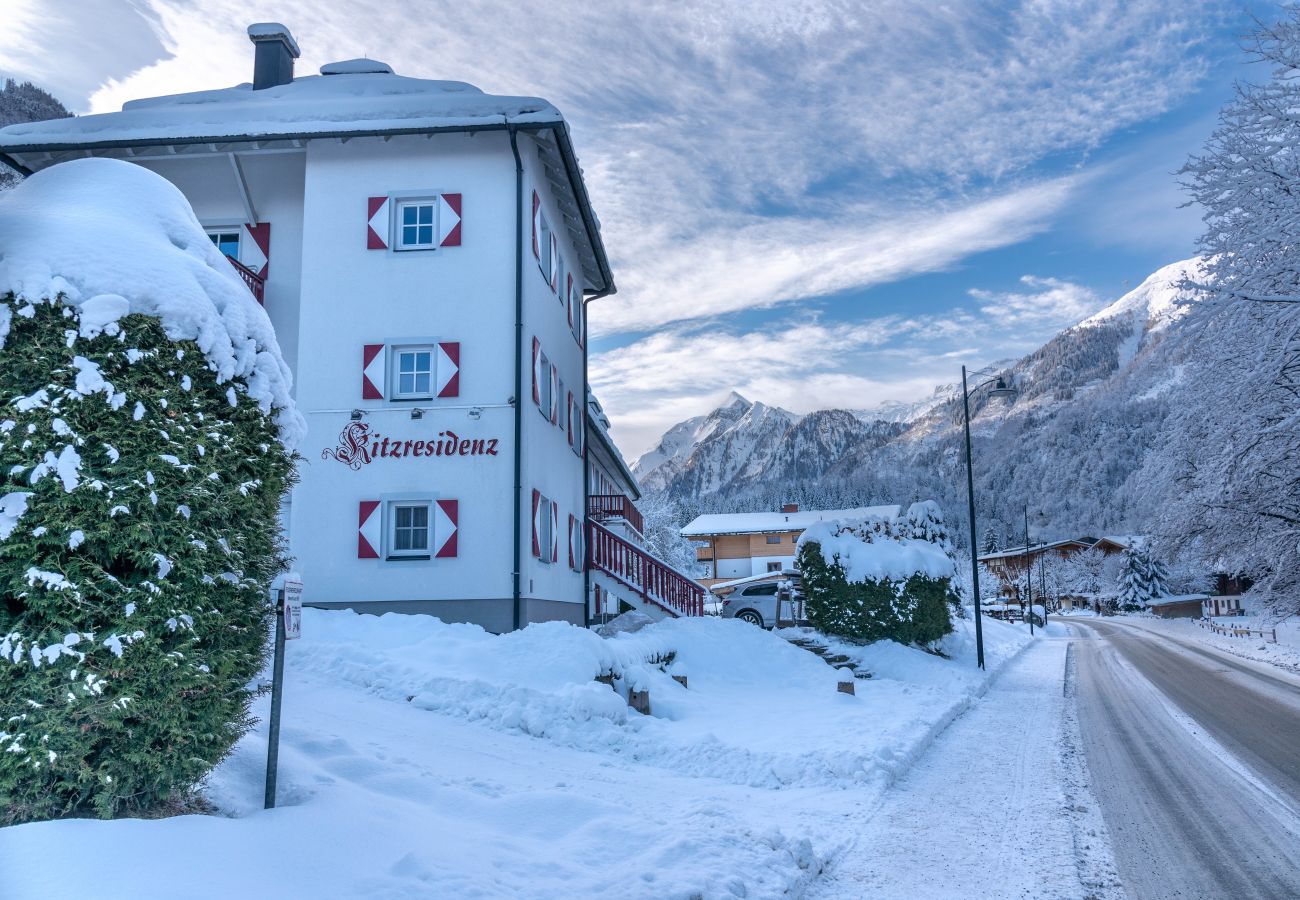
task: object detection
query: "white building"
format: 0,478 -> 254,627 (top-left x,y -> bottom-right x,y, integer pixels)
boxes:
0,23 -> 701,631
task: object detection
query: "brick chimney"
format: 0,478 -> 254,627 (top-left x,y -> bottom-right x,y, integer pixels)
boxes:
248,23 -> 301,90
782,503 -> 799,513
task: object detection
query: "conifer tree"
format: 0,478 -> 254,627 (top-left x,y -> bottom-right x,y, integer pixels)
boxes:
0,295 -> 295,824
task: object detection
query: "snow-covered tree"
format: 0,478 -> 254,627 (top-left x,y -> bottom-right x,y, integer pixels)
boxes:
1164,9 -> 1300,616
0,79 -> 71,191
1116,546 -> 1169,611
980,524 -> 1000,554
0,159 -> 302,824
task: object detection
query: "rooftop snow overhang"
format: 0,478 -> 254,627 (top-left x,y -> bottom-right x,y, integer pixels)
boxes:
0,107 -> 614,296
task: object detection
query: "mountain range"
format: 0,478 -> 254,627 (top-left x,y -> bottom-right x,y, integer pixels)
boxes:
631,258 -> 1215,563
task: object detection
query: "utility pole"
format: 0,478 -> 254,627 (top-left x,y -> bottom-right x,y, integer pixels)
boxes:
1024,505 -> 1033,636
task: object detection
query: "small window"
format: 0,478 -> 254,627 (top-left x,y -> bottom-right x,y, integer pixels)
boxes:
538,214 -> 553,284
743,583 -> 779,596
537,494 -> 553,564
391,346 -> 435,400
767,562 -> 783,573
766,535 -> 781,544
538,351 -> 553,420
208,230 -> 240,259
389,501 -> 431,558
397,200 -> 438,250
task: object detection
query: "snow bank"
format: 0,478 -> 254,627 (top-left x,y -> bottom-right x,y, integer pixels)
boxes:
0,158 -> 303,447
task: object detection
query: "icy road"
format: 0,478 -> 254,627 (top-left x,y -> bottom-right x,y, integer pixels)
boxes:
1071,618 -> 1300,899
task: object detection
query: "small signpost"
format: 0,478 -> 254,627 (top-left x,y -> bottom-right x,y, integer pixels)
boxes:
264,578 -> 302,809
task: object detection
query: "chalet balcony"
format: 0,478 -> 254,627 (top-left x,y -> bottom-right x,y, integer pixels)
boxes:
227,256 -> 265,305
588,494 -> 644,536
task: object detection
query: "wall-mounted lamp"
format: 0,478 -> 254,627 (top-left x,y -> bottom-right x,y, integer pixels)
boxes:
350,409 -> 364,422
468,407 -> 482,420
410,407 -> 424,421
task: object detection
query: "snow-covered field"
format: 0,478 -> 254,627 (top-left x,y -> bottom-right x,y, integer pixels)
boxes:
0,610 -> 1033,898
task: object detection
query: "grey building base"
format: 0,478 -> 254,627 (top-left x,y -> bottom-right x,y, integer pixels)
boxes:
305,596 -> 584,634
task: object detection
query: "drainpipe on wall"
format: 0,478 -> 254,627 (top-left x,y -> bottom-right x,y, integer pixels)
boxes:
582,288 -> 612,628
509,127 -> 525,632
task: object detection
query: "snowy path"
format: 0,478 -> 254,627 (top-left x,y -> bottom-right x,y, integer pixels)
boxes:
1071,618 -> 1300,899
806,633 -> 1117,899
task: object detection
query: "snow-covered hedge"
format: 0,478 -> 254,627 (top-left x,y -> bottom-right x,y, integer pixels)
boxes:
0,159 -> 300,823
796,502 -> 959,644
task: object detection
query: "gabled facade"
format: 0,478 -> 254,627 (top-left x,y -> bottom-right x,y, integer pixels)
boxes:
0,23 -> 702,631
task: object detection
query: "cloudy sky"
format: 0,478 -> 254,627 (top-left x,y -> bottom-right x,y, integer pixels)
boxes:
0,0 -> 1278,455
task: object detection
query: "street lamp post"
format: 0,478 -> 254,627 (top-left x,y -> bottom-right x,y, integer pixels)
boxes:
961,365 -> 1017,670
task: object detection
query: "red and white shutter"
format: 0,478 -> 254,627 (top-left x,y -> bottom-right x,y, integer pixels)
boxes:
550,501 -> 559,563
549,235 -> 559,293
549,365 -> 558,424
437,193 -> 462,247
567,391 -> 575,446
434,499 -> 458,558
531,489 -> 542,558
574,408 -> 584,456
367,197 -> 390,250
531,338 -> 541,407
358,500 -> 381,559
241,223 -> 271,278
531,191 -> 541,260
436,342 -> 460,398
567,273 -> 575,327
362,344 -> 386,400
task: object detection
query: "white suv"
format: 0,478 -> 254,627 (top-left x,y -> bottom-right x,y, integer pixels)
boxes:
721,580 -> 803,628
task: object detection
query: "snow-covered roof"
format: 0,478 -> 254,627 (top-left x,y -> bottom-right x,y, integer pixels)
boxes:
681,506 -> 901,538
1146,594 -> 1210,607
0,71 -> 559,150
0,46 -> 615,295
0,157 -> 304,448
979,538 -> 1097,562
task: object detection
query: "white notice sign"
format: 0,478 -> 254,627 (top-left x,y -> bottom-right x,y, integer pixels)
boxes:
282,580 -> 303,640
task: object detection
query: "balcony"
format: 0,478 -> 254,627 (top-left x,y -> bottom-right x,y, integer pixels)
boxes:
227,256 -> 265,305
588,494 -> 643,536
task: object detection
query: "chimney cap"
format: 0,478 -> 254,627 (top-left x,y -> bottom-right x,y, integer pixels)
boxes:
247,22 -> 301,58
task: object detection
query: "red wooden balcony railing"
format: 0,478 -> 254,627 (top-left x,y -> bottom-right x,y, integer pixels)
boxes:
227,257 -> 265,305
588,520 -> 704,617
587,494 -> 644,536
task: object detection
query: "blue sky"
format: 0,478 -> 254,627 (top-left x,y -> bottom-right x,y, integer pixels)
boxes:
0,0 -> 1280,455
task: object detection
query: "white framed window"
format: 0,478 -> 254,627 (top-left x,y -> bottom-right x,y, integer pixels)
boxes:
207,229 -> 240,260
538,214 -> 553,284
389,501 -> 431,558
397,199 -> 438,250
570,282 -> 583,345
391,345 -> 435,400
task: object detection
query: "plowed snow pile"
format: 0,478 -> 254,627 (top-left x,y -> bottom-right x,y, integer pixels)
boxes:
0,610 -> 1032,898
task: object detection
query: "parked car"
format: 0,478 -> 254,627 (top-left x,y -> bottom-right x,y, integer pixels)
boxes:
720,580 -> 803,629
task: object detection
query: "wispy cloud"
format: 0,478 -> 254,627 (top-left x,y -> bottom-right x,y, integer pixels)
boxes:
33,0 -> 1217,337
596,270 -> 1112,454
970,276 -> 1105,329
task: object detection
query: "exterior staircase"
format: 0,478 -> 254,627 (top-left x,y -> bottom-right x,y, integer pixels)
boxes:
588,519 -> 705,620
782,630 -> 873,679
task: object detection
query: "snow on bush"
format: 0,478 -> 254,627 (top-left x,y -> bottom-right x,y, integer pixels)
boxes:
796,501 -> 959,644
0,159 -> 299,823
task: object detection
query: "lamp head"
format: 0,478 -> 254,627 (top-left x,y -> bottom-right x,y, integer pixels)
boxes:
987,377 -> 1017,399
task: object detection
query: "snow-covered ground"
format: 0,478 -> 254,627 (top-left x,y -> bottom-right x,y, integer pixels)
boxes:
1114,614 -> 1300,674
0,609 -> 1036,898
